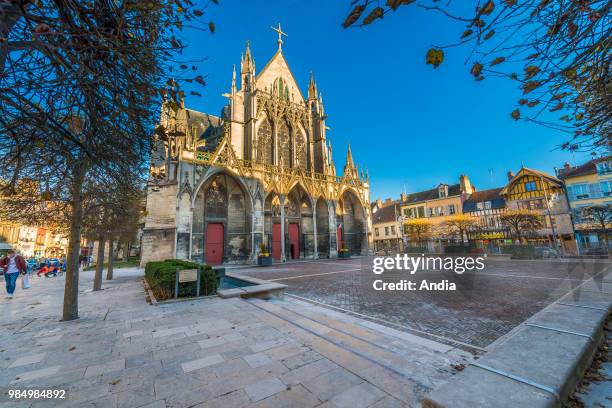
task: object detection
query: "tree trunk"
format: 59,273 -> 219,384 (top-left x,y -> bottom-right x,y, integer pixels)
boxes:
93,236 -> 105,291
106,238 -> 114,280
123,241 -> 128,261
62,161 -> 86,321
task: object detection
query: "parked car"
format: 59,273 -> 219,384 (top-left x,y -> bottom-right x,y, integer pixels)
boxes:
534,246 -> 560,258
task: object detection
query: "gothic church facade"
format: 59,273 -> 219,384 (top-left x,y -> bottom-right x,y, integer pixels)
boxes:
141,32 -> 371,266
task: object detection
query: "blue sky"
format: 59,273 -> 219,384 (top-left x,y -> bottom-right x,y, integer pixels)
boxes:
178,0 -> 590,200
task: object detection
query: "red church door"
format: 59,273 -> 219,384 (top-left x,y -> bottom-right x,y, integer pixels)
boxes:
205,223 -> 224,265
336,225 -> 343,251
288,223 -> 300,260
272,223 -> 281,261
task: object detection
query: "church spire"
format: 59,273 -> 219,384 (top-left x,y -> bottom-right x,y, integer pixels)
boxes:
346,144 -> 355,169
241,40 -> 254,74
344,144 -> 358,179
308,71 -> 318,100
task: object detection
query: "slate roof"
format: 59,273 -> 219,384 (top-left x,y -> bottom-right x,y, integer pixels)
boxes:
185,109 -> 224,151
557,156 -> 611,179
463,188 -> 506,212
372,202 -> 400,224
402,184 -> 462,205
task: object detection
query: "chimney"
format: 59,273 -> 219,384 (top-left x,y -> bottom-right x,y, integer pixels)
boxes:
384,198 -> 393,206
376,198 -> 382,208
400,192 -> 407,202
507,170 -> 515,181
459,175 -> 473,195
564,162 -> 571,170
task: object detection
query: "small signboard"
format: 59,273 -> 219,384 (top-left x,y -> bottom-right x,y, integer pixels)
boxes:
175,268 -> 201,299
178,269 -> 198,283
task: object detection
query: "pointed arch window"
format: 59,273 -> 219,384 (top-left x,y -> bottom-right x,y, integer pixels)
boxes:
273,77 -> 290,100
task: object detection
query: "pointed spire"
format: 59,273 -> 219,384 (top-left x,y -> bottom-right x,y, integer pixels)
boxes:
241,40 -> 254,74
231,64 -> 236,92
346,143 -> 355,169
319,92 -> 325,116
344,144 -> 359,179
308,71 -> 318,100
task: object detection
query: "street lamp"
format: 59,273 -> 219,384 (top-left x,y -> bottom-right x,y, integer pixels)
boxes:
397,215 -> 407,253
539,175 -> 563,255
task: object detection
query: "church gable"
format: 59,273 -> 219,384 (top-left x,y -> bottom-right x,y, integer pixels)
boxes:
256,51 -> 305,102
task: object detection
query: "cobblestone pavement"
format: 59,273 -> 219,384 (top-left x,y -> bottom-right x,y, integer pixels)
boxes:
238,257 -> 612,349
0,267 -> 469,408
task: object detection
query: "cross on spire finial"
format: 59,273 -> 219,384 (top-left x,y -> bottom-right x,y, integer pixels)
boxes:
271,23 -> 287,50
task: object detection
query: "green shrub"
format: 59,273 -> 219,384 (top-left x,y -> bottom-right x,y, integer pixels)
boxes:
501,245 -> 536,258
145,259 -> 217,300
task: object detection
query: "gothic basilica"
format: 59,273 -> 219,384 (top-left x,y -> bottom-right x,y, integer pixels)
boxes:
141,27 -> 372,265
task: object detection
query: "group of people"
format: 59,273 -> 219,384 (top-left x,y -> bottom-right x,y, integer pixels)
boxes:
2,251 -> 70,299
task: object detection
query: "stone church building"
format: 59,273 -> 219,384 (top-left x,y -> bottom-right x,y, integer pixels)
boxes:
141,30 -> 372,266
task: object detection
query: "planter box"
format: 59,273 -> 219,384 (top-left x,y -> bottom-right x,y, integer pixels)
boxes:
258,255 -> 273,266
338,251 -> 351,259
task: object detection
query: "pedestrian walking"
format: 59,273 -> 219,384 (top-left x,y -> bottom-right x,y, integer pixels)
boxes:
0,250 -> 28,299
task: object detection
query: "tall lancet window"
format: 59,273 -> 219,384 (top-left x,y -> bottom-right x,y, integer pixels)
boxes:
257,117 -> 274,165
295,131 -> 307,170
273,77 -> 289,100
278,119 -> 292,168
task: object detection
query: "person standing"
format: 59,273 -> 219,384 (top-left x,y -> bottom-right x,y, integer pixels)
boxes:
1,250 -> 28,299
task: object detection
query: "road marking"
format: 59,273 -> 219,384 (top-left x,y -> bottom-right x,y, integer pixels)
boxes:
267,268 -> 361,281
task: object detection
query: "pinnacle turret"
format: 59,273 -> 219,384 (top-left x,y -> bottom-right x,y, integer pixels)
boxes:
308,71 -> 318,100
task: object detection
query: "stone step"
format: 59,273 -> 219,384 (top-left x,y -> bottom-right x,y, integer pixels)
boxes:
249,297 -> 471,392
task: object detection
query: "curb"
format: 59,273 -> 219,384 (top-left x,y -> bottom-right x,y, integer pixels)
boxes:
421,266 -> 612,408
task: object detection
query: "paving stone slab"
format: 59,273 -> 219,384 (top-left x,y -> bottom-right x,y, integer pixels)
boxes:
244,377 -> 287,402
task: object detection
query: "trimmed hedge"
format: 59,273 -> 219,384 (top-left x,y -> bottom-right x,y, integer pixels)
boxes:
444,245 -> 473,254
145,259 -> 217,300
404,246 -> 428,254
501,245 -> 536,258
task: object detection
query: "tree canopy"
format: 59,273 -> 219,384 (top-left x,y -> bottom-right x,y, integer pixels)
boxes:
343,1 -> 611,153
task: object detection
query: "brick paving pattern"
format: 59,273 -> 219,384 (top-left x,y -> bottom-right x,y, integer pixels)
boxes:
240,257 -> 610,348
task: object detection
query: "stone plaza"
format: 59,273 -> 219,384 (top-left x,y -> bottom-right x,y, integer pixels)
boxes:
1,257 -> 610,407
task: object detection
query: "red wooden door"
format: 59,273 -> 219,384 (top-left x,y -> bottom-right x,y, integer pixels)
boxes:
272,223 -> 281,261
336,225 -> 343,251
205,223 -> 224,265
288,223 -> 300,259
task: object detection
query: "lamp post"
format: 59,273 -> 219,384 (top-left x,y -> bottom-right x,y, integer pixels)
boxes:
539,175 -> 562,255
397,215 -> 407,253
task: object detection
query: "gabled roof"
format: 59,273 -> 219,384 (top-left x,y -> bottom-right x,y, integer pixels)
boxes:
500,167 -> 563,195
372,202 -> 400,224
463,188 -> 506,212
402,184 -> 462,205
558,156 -> 610,179
256,49 -> 305,101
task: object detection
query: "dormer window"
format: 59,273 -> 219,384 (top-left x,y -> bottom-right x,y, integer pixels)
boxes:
596,161 -> 612,174
438,185 -> 448,199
